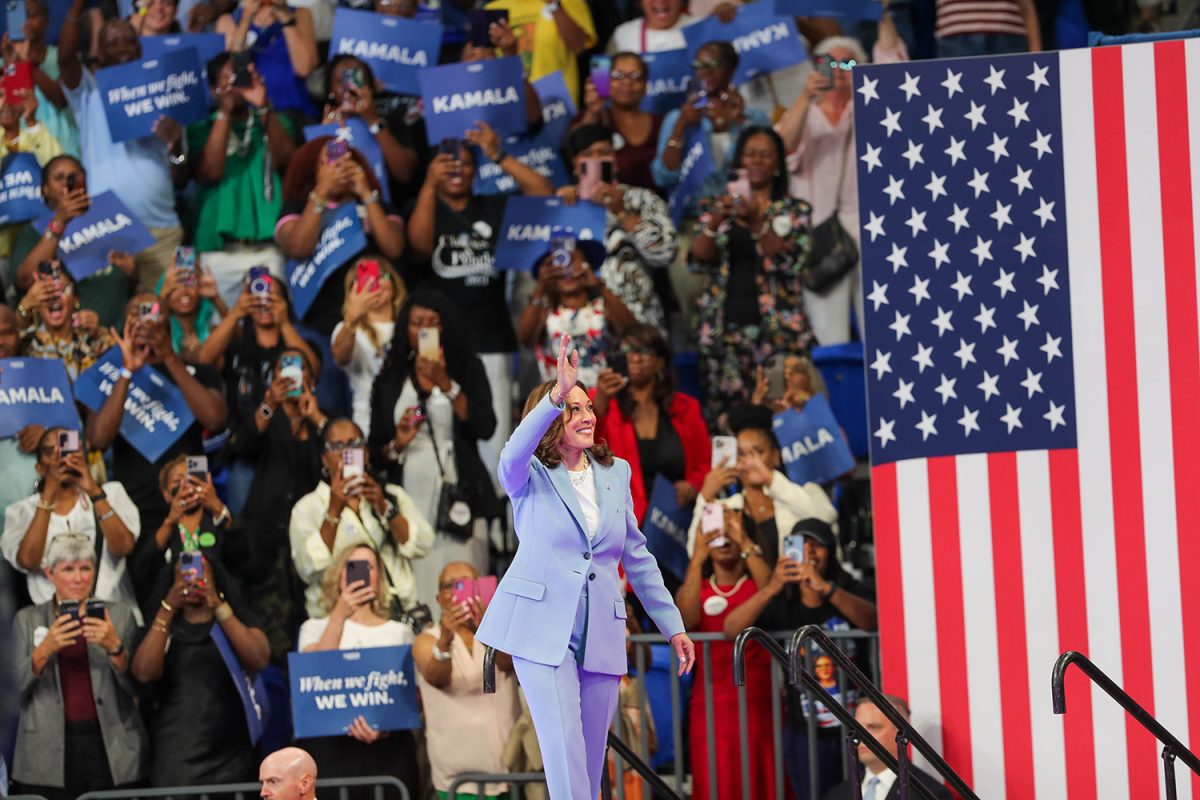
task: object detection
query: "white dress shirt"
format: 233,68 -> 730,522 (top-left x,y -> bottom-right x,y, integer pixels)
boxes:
862,767 -> 898,799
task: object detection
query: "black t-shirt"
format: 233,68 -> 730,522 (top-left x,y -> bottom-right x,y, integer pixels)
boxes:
222,326 -> 287,433
636,410 -> 686,498
411,194 -> 517,354
724,226 -> 761,328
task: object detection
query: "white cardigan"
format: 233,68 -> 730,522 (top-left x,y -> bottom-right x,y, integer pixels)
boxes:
685,471 -> 838,557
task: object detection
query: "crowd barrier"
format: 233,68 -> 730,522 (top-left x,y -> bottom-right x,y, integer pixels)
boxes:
75,775 -> 411,800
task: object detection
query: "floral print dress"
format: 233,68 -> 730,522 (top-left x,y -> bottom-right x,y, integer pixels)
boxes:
689,195 -> 814,421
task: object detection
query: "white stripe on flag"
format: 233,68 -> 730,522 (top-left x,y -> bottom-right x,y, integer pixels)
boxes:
1058,46 -> 1131,800
1123,43 -> 1193,800
955,453 -> 1006,800
1015,451 -> 1068,800
895,460 -> 944,757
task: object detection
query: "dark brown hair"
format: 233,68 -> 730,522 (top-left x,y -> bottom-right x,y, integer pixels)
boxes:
615,323 -> 675,420
281,136 -> 382,205
522,380 -> 614,469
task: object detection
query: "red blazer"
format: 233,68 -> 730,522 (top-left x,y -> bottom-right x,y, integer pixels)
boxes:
592,389 -> 711,523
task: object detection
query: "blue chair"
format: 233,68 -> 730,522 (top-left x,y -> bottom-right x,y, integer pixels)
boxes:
811,343 -> 869,460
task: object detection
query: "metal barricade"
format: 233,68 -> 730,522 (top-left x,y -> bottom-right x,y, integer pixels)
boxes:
76,775 -> 411,800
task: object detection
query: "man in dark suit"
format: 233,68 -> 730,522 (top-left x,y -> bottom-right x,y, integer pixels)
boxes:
823,695 -> 955,800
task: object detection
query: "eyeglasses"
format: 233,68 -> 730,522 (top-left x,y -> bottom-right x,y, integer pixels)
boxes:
619,344 -> 657,357
325,438 -> 365,452
692,58 -> 724,70
611,70 -> 644,81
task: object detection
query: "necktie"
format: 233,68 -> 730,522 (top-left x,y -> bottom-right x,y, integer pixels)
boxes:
864,775 -> 880,800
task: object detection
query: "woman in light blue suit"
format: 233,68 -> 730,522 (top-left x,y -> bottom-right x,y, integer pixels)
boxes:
476,335 -> 696,800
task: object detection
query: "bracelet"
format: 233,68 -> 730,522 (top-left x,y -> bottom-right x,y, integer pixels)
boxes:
89,489 -> 108,503
160,598 -> 173,613
169,151 -> 187,166
47,218 -> 64,236
98,509 -> 116,522
667,137 -> 683,149
119,367 -> 133,380
43,227 -> 61,241
16,304 -> 29,318
432,645 -> 452,662
35,497 -> 55,511
258,402 -> 274,420
106,643 -> 124,657
445,380 -> 462,403
323,512 -> 340,527
530,295 -> 549,309
214,601 -> 234,622
363,190 -> 381,205
215,110 -> 228,121
213,506 -> 231,527
493,148 -> 509,164
699,224 -> 718,239
368,120 -> 383,135
750,220 -> 770,241
308,192 -> 328,214
316,416 -> 330,435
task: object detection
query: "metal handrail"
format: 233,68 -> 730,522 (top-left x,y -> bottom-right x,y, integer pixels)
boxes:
77,775 -> 410,800
1053,649 -> 1200,796
606,731 -> 685,799
791,625 -> 980,800
732,627 -> 943,800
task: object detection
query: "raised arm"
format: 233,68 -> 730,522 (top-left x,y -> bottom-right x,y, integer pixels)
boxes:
497,335 -> 576,496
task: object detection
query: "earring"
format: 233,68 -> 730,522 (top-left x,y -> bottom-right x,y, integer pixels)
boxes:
773,170 -> 782,177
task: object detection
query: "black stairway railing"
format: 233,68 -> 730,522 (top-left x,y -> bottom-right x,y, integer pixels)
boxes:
482,646 -> 684,800
791,625 -> 980,800
1053,650 -> 1200,799
734,627 -> 948,800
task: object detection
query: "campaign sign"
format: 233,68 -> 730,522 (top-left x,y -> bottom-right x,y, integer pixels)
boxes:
642,475 -> 693,581
5,0 -> 24,42
0,153 -> 47,225
473,127 -> 570,196
139,34 -> 227,68
641,49 -> 691,116
73,348 -> 196,463
419,56 -> 527,144
303,118 -> 390,203
287,204 -> 368,318
34,191 -> 155,282
288,646 -> 421,738
773,0 -> 882,19
682,0 -> 806,86
331,9 -> 442,96
95,48 -> 208,142
668,132 -> 714,226
773,394 -> 856,486
494,196 -> 606,271
0,358 -> 80,438
532,71 -> 575,146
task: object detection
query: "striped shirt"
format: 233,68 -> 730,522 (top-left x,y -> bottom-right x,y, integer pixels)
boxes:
935,0 -> 1027,38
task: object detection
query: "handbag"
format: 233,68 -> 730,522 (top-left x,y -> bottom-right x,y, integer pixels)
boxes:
801,119 -> 860,295
421,399 -> 475,541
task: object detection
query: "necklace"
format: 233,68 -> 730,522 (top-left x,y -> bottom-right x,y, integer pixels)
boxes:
568,453 -> 591,485
708,574 -> 748,598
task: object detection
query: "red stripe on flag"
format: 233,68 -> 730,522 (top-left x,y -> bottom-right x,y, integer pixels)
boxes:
871,462 -> 908,698
1090,45 -> 1159,796
926,456 -> 973,784
1049,449 -> 1098,800
1153,39 -> 1200,796
986,452 -> 1035,799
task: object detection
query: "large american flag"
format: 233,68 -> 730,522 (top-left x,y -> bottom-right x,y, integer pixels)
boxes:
854,42 -> 1200,799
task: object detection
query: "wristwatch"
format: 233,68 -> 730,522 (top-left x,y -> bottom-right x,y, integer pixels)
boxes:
106,643 -> 125,658
89,489 -> 108,503
432,645 -> 452,662
368,121 -> 383,135
445,380 -> 462,403
258,402 -> 274,420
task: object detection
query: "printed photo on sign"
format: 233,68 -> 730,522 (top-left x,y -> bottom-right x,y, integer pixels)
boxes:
287,204 -> 368,318
34,191 -> 155,281
682,1 -> 807,86
493,196 -> 606,271
330,8 -> 442,96
95,48 -> 209,142
0,153 -> 47,225
288,646 -> 421,738
0,358 -> 80,438
418,56 -> 527,144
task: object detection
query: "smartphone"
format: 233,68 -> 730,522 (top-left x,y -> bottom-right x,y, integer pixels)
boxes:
607,350 -> 628,379
59,598 -> 80,620
783,533 -> 806,563
138,301 -> 160,323
341,448 -> 365,495
589,55 -> 612,100
600,160 -> 614,183
345,558 -> 370,589
468,9 -> 507,47
36,260 -> 55,280
438,137 -> 462,161
726,168 -> 751,204
711,435 -> 737,469
279,353 -> 303,398
701,503 -> 726,548
1,62 -> 31,105
180,551 -> 202,582
548,236 -> 575,270
186,455 -> 208,481
764,356 -> 786,399
405,405 -> 426,424
175,245 -> 197,286
57,429 -> 80,456
417,327 -> 440,360
814,54 -> 834,90
85,598 -> 106,619
691,88 -> 708,109
342,66 -> 366,91
355,259 -> 380,294
65,173 -> 78,192
5,0 -> 26,43
248,266 -> 272,301
452,575 -> 498,606
231,51 -> 254,88
326,139 -> 349,162
578,158 -> 614,202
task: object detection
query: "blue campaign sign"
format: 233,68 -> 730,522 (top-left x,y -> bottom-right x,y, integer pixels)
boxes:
773,394 -> 856,486
34,191 -> 155,282
73,348 -> 196,463
494,196 -> 606,271
0,153 -> 47,226
330,8 -> 442,96
682,0 -> 806,86
419,56 -> 527,144
5,0 -> 25,41
532,71 -> 575,146
642,475 -> 692,581
473,127 -> 570,196
641,49 -> 691,115
95,48 -> 209,142
287,204 -> 368,318
773,0 -> 882,19
668,131 -> 714,226
0,358 -> 80,438
139,34 -> 227,67
303,118 -> 390,203
288,646 -> 421,739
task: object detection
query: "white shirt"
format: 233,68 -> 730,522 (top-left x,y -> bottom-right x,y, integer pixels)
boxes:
862,767 -> 898,799
569,465 -> 600,541
296,616 -> 414,651
0,483 -> 141,610
332,320 -> 394,438
608,15 -> 692,53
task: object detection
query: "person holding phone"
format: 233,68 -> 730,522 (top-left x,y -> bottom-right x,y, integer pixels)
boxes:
216,0 -> 318,117
368,290 -> 498,609
154,258 -> 226,364
481,0 -> 596,98
558,123 -> 676,330
16,262 -> 113,379
688,126 -> 814,421
294,543 -> 419,798
0,78 -> 62,163
11,532 -> 147,800
322,56 -> 420,191
475,336 -> 695,800
590,323 -> 709,522
675,509 -> 778,800
0,0 -> 80,158
1,426 -> 139,613
290,418 -> 434,619
571,52 -> 663,195
128,0 -> 179,35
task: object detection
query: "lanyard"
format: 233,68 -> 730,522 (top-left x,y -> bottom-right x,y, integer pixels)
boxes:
178,523 -> 200,552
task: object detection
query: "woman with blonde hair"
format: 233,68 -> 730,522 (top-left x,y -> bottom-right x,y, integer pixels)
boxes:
332,256 -> 406,438
296,541 -> 419,798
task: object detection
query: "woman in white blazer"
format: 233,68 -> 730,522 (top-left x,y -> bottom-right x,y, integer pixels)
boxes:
476,336 -> 695,800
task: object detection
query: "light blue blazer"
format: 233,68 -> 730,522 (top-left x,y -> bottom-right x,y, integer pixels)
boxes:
476,394 -> 686,676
